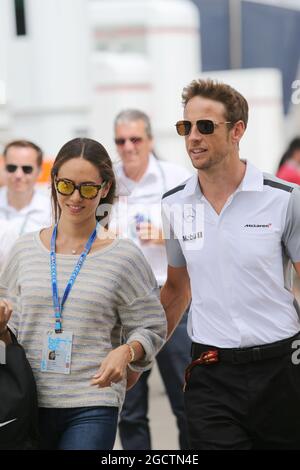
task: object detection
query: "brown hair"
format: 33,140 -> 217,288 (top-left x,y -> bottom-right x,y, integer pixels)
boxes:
51,138 -> 116,227
182,78 -> 249,129
3,140 -> 43,166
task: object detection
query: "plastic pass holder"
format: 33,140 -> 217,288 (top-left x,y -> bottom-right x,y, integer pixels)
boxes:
41,330 -> 73,374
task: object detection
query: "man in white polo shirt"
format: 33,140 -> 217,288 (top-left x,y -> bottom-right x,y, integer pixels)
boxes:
161,78 -> 300,449
112,109 -> 192,450
0,140 -> 51,268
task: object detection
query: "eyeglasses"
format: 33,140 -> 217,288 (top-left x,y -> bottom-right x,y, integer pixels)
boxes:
5,164 -> 34,174
175,119 -> 232,136
114,137 -> 143,146
55,178 -> 107,200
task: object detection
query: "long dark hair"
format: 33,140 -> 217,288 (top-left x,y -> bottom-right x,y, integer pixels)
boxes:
51,138 -> 116,227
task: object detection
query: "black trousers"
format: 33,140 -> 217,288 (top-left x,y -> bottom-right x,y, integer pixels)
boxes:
184,339 -> 300,450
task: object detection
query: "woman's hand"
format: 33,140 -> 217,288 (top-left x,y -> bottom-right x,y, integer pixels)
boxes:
126,368 -> 141,390
0,299 -> 12,336
91,344 -> 131,388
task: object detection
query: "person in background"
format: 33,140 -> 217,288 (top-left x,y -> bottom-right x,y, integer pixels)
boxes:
276,137 -> 300,185
0,137 -> 166,450
0,140 -> 51,267
0,220 -> 19,268
276,137 -> 300,302
112,109 -> 192,450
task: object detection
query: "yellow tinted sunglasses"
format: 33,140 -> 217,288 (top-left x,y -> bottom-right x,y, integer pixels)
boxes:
55,178 -> 107,200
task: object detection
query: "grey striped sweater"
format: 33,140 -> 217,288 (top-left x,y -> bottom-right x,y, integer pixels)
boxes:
0,231 -> 167,409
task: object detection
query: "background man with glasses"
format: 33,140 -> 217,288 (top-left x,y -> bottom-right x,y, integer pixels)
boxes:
0,140 -> 51,267
161,78 -> 300,449
111,109 -> 191,450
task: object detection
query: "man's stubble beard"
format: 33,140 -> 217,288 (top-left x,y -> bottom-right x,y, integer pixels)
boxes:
190,151 -> 226,171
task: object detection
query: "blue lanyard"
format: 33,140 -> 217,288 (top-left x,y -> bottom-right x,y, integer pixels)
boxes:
50,224 -> 98,333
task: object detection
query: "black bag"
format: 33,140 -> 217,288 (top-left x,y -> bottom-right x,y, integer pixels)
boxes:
0,332 -> 39,450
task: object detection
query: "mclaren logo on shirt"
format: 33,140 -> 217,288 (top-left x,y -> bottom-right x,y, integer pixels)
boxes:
244,223 -> 272,228
183,232 -> 203,242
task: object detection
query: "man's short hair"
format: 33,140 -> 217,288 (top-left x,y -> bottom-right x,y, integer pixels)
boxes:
182,78 -> 249,129
3,140 -> 43,167
114,109 -> 153,139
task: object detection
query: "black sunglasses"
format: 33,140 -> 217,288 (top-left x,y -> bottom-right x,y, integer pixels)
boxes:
5,164 -> 34,174
175,119 -> 232,136
55,178 -> 107,200
115,137 -> 143,146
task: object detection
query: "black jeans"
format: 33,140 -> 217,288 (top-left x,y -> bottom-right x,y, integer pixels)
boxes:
185,338 -> 300,449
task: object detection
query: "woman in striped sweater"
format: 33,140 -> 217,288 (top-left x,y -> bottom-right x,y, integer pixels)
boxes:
0,137 -> 166,450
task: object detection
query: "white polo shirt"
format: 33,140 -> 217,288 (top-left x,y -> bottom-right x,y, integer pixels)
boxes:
162,160 -> 300,348
111,155 -> 191,286
0,187 -> 52,268
0,220 -> 20,269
